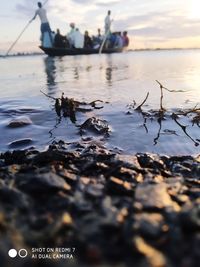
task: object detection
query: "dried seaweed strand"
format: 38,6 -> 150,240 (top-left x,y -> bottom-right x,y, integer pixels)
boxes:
135,92 -> 149,111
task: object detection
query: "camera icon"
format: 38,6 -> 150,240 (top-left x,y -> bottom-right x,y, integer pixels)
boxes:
8,249 -> 28,258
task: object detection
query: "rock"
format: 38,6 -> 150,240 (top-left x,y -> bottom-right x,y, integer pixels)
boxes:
180,205 -> 200,231
15,172 -> 71,195
137,153 -> 165,170
133,213 -> 168,239
165,177 -> 184,196
171,164 -> 192,177
0,159 -> 4,167
188,188 -> 200,198
0,186 -> 29,209
8,138 -> 33,148
134,236 -> 167,267
116,208 -> 128,223
116,154 -> 141,170
85,184 -> 104,198
58,169 -> 78,185
1,150 -> 29,165
80,117 -> 110,135
32,150 -> 69,165
7,116 -> 32,128
135,183 -> 180,211
107,176 -> 134,196
0,147 -> 199,267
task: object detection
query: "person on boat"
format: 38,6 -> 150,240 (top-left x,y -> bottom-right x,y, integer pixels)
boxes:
74,28 -> 84,49
104,10 -> 112,34
92,28 -> 103,48
122,31 -> 129,47
115,32 -> 123,48
84,31 -> 93,48
43,31 -> 55,48
97,28 -> 102,38
31,2 -> 53,46
54,29 -> 68,48
67,23 -> 76,47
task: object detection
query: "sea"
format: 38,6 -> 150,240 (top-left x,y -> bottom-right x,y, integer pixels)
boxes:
0,49 -> 200,155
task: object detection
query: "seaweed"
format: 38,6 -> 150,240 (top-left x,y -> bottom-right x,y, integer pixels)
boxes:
127,81 -> 200,146
41,90 -> 104,124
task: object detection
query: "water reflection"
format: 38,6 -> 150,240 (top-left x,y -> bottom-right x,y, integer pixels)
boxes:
105,67 -> 112,85
43,57 -> 57,95
74,67 -> 79,80
105,55 -> 113,86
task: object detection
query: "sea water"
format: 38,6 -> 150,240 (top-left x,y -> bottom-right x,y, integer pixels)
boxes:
0,50 -> 200,154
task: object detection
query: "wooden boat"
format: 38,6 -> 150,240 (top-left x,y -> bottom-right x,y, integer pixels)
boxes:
39,46 -> 123,56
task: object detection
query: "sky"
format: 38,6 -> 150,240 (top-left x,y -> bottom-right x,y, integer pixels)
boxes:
1,0 -> 200,53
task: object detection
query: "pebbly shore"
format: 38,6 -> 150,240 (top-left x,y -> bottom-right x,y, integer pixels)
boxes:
0,141 -> 199,267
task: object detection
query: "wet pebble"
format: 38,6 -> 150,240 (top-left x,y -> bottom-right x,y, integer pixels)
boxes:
80,117 -> 110,135
7,116 -> 32,128
8,138 -> 33,148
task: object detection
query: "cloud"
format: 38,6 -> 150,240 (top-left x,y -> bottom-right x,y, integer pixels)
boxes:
113,10 -> 200,40
15,0 -> 36,17
96,0 -> 121,7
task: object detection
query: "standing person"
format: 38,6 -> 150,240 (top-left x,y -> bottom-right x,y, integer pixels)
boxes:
31,2 -> 53,45
104,10 -> 112,34
67,23 -> 76,47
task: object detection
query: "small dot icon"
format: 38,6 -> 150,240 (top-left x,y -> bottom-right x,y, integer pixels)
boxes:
8,249 -> 17,258
18,249 -> 28,258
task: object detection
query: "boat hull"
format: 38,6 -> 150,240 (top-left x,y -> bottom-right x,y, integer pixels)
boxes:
39,46 -> 123,56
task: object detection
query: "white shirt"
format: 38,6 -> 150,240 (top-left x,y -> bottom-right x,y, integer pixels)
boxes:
35,8 -> 48,23
67,29 -> 76,45
74,31 -> 84,48
105,15 -> 111,29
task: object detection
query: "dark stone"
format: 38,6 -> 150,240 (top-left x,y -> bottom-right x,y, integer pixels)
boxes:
133,213 -> 167,239
80,117 -> 110,135
137,153 -> 165,170
8,138 -> 33,148
0,186 -> 29,210
85,184 -> 104,198
7,116 -> 32,128
15,172 -> 71,195
107,176 -> 134,196
180,205 -> 200,231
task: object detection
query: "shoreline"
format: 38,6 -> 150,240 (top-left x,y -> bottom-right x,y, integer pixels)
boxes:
2,47 -> 200,58
0,143 -> 199,266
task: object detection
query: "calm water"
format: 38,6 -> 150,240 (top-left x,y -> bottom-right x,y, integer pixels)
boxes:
0,50 -> 200,154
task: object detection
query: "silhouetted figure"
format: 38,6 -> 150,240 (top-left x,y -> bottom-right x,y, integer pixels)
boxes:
122,31 -> 129,47
97,28 -> 102,38
54,29 -> 69,48
84,31 -> 93,48
31,2 -> 53,45
92,28 -> 103,48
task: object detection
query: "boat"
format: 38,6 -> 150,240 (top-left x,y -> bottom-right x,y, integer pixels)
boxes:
39,46 -> 123,56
